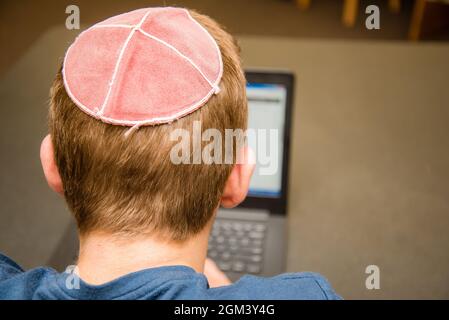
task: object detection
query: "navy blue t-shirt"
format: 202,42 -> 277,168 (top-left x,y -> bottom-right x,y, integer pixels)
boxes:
0,253 -> 340,300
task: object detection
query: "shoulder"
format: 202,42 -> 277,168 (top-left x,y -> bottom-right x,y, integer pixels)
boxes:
209,272 -> 342,300
0,252 -> 58,299
0,252 -> 24,280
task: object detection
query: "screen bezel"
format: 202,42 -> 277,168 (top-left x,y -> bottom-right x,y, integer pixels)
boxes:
237,70 -> 295,215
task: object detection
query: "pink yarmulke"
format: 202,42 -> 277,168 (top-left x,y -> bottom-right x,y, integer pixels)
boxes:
62,7 -> 223,128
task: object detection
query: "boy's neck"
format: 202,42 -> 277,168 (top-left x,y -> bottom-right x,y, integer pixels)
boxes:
76,225 -> 211,285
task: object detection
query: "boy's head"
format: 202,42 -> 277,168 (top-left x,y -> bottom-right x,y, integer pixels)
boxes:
41,8 -> 253,241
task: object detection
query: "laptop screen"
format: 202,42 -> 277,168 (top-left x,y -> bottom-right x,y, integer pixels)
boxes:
246,83 -> 287,198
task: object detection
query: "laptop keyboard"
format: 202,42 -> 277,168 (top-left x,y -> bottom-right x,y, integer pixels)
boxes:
208,219 -> 267,275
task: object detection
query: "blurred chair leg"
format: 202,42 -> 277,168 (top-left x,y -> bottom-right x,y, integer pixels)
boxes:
409,0 -> 426,41
296,0 -> 311,10
389,0 -> 401,13
342,0 -> 359,27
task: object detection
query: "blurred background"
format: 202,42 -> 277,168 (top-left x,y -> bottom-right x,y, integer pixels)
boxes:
0,0 -> 448,299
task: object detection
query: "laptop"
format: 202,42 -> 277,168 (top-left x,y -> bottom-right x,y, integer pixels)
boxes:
208,70 -> 295,280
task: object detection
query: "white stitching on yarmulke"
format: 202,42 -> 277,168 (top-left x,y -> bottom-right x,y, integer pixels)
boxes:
137,28 -> 217,90
124,122 -> 141,138
184,9 -> 223,90
97,9 -> 153,116
62,7 -> 223,128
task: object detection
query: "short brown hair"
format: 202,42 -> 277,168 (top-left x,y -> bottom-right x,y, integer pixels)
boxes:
49,10 -> 247,241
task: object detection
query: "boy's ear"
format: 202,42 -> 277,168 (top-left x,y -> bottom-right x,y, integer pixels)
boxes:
220,146 -> 256,208
40,134 -> 64,195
